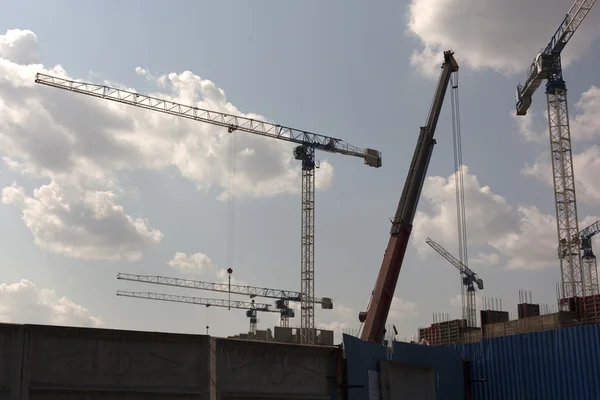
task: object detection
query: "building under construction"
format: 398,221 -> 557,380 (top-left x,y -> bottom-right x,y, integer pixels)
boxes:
419,293 -> 600,346
229,326 -> 335,345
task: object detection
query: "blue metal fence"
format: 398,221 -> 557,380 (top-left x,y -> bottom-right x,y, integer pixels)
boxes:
393,341 -> 465,400
343,334 -> 391,400
343,334 -> 464,399
451,323 -> 600,400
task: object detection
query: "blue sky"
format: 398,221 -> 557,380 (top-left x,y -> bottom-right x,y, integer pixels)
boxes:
0,0 -> 599,342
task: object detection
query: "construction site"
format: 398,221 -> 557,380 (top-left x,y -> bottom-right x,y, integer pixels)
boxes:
1,0 -> 600,399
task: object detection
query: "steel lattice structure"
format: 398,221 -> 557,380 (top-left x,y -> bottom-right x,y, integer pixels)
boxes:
426,237 -> 483,328
515,0 -> 597,299
35,73 -> 381,344
117,290 -> 278,334
580,220 -> 600,296
300,154 -> 316,344
116,272 -> 333,328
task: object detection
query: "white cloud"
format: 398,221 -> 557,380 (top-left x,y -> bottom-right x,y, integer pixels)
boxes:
167,252 -> 214,273
413,166 -> 570,270
388,297 -> 418,320
516,84 -> 600,205
510,108 -> 547,143
414,165 -> 519,253
317,297 -> 417,343
0,28 -> 339,260
449,294 -> 463,308
571,86 -> 600,141
471,252 -> 500,266
0,29 -> 39,65
513,86 -> 600,144
2,181 -> 162,261
0,279 -> 102,327
406,0 -> 600,77
166,251 -> 246,286
523,146 -> 600,205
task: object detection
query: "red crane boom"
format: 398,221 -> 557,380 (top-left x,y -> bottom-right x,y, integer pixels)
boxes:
359,51 -> 459,343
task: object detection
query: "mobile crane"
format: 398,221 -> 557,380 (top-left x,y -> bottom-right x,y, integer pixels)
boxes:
116,272 -> 333,327
117,290 -> 278,335
35,73 -> 381,345
359,51 -> 459,343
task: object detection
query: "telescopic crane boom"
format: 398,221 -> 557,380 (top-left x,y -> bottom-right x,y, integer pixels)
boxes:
35,73 -> 381,345
359,51 -> 459,343
116,272 -> 333,327
117,290 -> 278,334
425,237 -> 483,327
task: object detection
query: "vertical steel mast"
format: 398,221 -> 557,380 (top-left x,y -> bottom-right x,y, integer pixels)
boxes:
515,0 -> 597,299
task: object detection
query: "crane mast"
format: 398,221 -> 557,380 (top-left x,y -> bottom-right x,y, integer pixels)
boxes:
580,221 -> 600,296
116,272 -> 333,327
35,73 -> 381,345
515,0 -> 597,300
425,237 -> 483,327
359,51 -> 459,343
117,290 -> 278,334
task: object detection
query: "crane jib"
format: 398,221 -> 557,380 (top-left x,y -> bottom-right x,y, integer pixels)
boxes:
33,73 -> 382,166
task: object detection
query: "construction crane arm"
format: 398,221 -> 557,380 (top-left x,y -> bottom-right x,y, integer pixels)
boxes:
580,220 -> 600,240
117,273 -> 333,308
516,0 -> 597,115
359,51 -> 459,343
34,73 -> 382,167
116,290 -> 277,312
580,220 -> 600,254
425,237 -> 483,290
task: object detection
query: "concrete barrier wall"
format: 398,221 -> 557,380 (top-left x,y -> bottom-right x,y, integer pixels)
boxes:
18,324 -> 211,399
0,324 -> 340,400
215,338 -> 339,400
0,324 -> 24,400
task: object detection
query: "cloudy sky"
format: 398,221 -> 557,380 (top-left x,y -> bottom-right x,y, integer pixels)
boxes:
1,0 -> 600,343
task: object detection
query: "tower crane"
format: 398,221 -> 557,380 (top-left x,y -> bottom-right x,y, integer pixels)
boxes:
359,51 -> 459,343
425,237 -> 483,328
580,220 -> 600,295
116,272 -> 333,327
35,73 -> 381,345
515,0 -> 597,301
117,290 -> 278,335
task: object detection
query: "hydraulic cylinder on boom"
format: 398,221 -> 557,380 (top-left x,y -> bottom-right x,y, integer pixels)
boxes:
359,51 -> 459,343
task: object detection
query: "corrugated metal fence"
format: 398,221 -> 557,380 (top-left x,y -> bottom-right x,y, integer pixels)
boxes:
343,334 -> 464,399
343,334 -> 391,400
394,341 -> 465,400
451,323 -> 600,400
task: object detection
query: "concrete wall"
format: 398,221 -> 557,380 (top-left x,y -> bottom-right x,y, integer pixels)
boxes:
0,324 -> 23,400
215,338 -> 339,400
482,311 -> 577,337
1,323 -> 211,399
0,324 -> 340,400
380,360 -> 435,400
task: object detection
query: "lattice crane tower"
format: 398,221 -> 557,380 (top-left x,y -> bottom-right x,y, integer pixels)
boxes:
515,0 -> 597,300
35,74 -> 381,345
